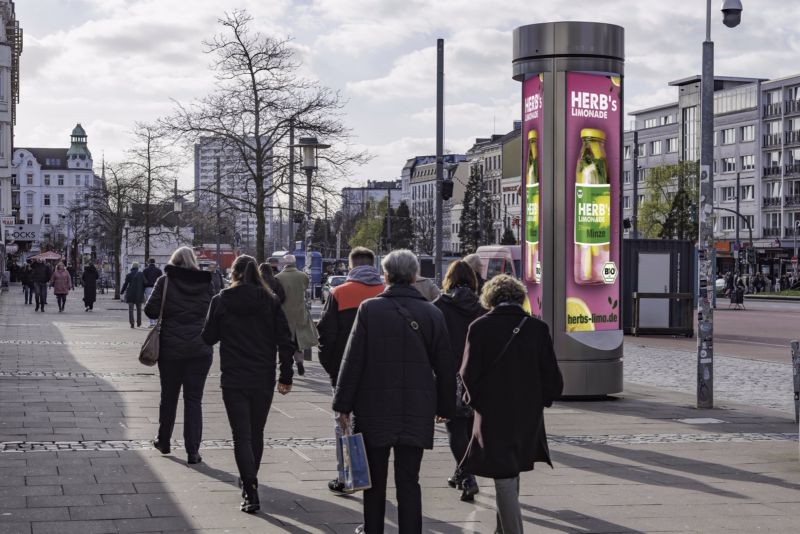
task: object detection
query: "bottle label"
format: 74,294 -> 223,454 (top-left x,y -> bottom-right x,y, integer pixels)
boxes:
526,183 -> 539,244
574,183 -> 611,245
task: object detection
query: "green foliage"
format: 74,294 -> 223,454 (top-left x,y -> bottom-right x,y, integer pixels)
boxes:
459,165 -> 493,253
349,198 -> 388,252
638,161 -> 699,241
391,201 -> 414,250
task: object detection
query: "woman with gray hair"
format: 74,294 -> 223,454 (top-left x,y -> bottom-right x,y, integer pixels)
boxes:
144,246 -> 214,465
333,249 -> 456,534
459,274 -> 563,534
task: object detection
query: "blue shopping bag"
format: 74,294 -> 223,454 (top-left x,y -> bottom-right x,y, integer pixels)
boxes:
341,425 -> 372,492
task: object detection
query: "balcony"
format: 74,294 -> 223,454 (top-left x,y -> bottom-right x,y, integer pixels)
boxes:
786,130 -> 800,145
786,227 -> 800,238
764,103 -> 783,117
763,227 -> 782,238
762,196 -> 782,208
763,166 -> 782,177
763,133 -> 782,147
786,195 -> 800,207
786,163 -> 800,176
786,100 -> 800,115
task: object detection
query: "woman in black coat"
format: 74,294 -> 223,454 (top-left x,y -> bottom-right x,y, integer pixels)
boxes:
333,249 -> 456,534
144,247 -> 213,466
258,262 -> 286,304
433,260 -> 485,502
202,254 -> 295,514
81,262 -> 99,311
460,274 -> 563,534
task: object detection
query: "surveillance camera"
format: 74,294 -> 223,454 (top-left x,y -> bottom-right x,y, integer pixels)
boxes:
721,0 -> 743,28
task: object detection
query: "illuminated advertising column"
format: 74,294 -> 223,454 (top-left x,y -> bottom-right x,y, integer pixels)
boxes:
514,22 -> 624,396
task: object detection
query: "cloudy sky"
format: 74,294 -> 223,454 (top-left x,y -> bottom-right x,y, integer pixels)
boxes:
15,0 -> 800,192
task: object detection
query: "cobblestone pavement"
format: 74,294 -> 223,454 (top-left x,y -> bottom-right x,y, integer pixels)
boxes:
1,287 -> 800,533
624,344 -> 795,413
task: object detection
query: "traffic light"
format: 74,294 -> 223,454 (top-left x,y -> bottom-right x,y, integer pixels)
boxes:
441,180 -> 454,201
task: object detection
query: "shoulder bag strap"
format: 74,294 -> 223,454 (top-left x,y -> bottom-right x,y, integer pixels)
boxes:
387,297 -> 431,361
157,278 -> 169,322
479,315 -> 529,378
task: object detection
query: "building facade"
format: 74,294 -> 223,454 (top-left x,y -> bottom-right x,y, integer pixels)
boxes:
11,124 -> 102,256
622,74 -> 800,276
0,0 -> 21,276
193,136 -> 272,255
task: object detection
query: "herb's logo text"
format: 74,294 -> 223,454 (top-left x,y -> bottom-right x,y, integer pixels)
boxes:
570,91 -> 617,119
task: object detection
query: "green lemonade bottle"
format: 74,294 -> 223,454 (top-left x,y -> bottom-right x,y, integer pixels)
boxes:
574,128 -> 610,285
526,129 -> 540,282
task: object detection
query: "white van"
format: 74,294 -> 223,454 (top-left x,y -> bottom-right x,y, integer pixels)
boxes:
475,245 -> 521,280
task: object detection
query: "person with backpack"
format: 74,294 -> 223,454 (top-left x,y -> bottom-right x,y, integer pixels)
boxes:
121,262 -> 146,328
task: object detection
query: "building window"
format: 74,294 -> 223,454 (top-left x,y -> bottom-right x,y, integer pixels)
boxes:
721,216 -> 735,231
44,175 -> 50,186
26,192 -> 33,205
766,212 -> 781,228
26,160 -> 32,167
637,143 -> 646,157
721,186 -> 736,202
682,106 -> 698,161
43,214 -> 51,225
638,168 -> 647,182
44,194 -> 51,206
637,194 -> 645,206
740,184 -> 754,201
644,118 -> 657,129
741,155 -> 755,171
766,120 -> 781,134
721,128 -> 735,144
26,173 -> 33,185
766,151 -> 782,167
713,131 -> 718,146
740,125 -> 755,142
623,195 -> 631,209
667,138 -> 678,153
624,170 -> 631,184
722,157 -> 736,173
57,194 -> 64,206
75,176 -> 81,186
624,145 -> 631,160
744,215 -> 754,230
650,141 -> 662,156
26,213 -> 33,224
57,175 -> 64,186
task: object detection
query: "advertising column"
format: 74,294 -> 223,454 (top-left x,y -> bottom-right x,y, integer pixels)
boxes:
523,73 -> 544,319
565,72 -> 621,332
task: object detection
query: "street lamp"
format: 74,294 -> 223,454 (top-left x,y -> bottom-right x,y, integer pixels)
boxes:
793,220 -> 800,280
173,179 -> 183,235
293,137 -> 330,257
696,0 -> 744,410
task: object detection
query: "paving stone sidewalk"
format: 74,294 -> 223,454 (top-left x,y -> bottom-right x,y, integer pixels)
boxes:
1,287 -> 799,533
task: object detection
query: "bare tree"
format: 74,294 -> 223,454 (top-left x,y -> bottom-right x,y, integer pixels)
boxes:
123,122 -> 181,261
163,10 -> 367,262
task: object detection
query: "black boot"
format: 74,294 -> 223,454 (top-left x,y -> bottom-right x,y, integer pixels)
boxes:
240,478 -> 260,513
460,474 -> 479,502
447,468 -> 464,489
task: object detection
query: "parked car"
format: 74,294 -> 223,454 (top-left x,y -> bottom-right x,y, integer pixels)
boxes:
476,245 -> 522,280
320,275 -> 347,303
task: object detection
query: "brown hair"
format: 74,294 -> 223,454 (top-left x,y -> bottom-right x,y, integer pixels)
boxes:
230,255 -> 273,296
442,260 -> 477,293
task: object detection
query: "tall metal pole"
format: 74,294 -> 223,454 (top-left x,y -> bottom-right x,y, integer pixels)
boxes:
434,38 -> 444,286
697,0 -> 715,409
305,167 -> 313,255
215,157 -> 221,266
386,187 -> 392,253
289,119 -> 295,248
735,171 -> 741,275
632,130 -> 639,238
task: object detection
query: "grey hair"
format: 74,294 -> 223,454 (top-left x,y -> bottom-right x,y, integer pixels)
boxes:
463,253 -> 482,273
480,274 -> 526,309
381,249 -> 419,285
131,262 -> 140,269
169,246 -> 199,270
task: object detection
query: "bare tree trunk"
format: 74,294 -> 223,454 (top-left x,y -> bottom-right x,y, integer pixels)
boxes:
255,178 -> 265,262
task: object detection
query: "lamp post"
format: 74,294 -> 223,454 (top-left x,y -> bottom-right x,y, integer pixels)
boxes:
173,179 -> 183,237
697,0 -> 744,409
293,137 -> 330,259
793,220 -> 800,280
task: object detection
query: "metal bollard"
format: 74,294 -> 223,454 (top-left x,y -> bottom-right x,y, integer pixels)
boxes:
792,340 -> 800,424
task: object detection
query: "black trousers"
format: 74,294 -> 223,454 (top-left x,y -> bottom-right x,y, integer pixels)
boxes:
128,302 -> 142,326
364,444 -> 424,534
445,415 -> 473,472
157,355 -> 212,454
222,386 -> 275,482
56,294 -> 67,310
23,285 -> 33,304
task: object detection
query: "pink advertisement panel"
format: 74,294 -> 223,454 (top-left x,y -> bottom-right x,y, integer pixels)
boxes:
522,74 -> 543,319
565,71 -> 621,332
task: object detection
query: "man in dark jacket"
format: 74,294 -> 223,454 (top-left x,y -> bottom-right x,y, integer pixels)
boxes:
121,263 -> 146,328
31,259 -> 53,312
333,249 -> 455,534
209,262 -> 225,295
317,246 -> 384,495
142,259 -> 163,327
